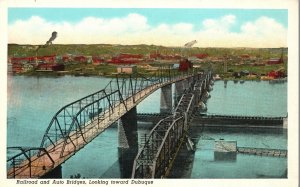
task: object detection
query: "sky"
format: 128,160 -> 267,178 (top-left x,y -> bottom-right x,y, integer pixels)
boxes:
8,8 -> 288,48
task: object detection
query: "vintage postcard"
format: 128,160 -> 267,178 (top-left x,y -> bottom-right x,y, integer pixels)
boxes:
1,0 -> 298,187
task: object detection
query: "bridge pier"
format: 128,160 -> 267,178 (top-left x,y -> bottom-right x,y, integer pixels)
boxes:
41,165 -> 62,178
118,107 -> 138,178
160,84 -> 172,113
174,81 -> 185,107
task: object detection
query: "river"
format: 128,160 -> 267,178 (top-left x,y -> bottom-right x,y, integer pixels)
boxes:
7,76 -> 287,178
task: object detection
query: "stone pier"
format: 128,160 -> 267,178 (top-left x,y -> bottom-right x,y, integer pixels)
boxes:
118,107 -> 138,178
174,81 -> 185,106
160,84 -> 172,113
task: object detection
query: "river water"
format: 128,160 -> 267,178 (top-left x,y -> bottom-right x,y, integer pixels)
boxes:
7,76 -> 287,178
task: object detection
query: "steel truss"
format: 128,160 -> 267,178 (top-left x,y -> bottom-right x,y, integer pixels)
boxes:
132,71 -> 213,178
7,66 -> 201,178
7,147 -> 54,178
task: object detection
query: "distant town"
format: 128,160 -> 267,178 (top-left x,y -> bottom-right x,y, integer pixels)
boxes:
7,44 -> 287,80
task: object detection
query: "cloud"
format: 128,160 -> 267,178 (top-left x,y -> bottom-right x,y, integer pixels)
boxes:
203,14 -> 236,33
8,14 -> 287,48
197,15 -> 287,47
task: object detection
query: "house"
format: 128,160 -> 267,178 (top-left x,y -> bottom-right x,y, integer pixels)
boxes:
150,53 -> 162,59
118,53 -> 143,59
140,64 -> 159,71
179,58 -> 192,72
37,63 -> 65,71
62,54 -> 74,63
23,64 -> 34,72
41,55 -> 56,63
117,65 -> 137,74
149,52 -> 182,61
193,53 -> 209,59
12,63 -> 23,73
92,56 -> 105,65
268,68 -> 286,79
173,64 -> 180,69
62,56 -> 71,63
7,63 -> 13,74
109,53 -> 144,64
193,64 -> 201,69
74,56 -> 88,63
86,56 -> 93,64
267,58 -> 283,64
267,50 -> 284,64
240,54 -> 250,59
10,57 -> 34,64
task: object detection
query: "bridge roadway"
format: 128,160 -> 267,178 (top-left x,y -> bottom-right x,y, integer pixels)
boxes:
7,72 -> 204,178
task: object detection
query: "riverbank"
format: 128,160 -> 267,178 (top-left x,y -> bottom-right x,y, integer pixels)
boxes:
10,71 -> 288,83
8,44 -> 287,81
10,60 -> 287,81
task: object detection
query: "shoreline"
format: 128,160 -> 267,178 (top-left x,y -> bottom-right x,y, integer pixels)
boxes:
8,72 -> 288,82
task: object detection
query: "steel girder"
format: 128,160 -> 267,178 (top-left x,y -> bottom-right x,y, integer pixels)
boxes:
132,71 -> 213,178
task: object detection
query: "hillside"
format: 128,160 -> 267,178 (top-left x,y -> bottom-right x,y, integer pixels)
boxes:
8,44 -> 287,59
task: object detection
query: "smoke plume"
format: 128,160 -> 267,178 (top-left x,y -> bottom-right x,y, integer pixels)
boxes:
36,31 -> 57,52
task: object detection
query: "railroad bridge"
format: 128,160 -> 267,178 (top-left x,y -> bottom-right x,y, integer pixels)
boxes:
131,78 -> 207,178
7,68 -> 214,179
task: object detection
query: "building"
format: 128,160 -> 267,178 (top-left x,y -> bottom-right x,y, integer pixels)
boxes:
179,58 -> 193,72
7,63 -> 13,74
149,52 -> 182,61
267,49 -> 284,64
118,53 -> 143,59
23,64 -> 34,72
10,57 -> 34,64
40,55 -> 56,63
240,54 -> 250,59
117,65 -> 137,74
267,58 -> 283,64
36,63 -> 65,71
193,53 -> 209,59
12,63 -> 23,74
267,68 -> 286,79
92,56 -> 105,65
109,53 -> 144,64
74,56 -> 88,63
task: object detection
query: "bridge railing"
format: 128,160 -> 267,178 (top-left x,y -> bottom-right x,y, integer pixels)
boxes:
7,147 -> 54,178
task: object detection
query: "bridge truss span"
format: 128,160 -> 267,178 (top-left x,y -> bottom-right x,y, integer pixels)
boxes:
7,68 -> 206,178
131,73 -> 212,178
